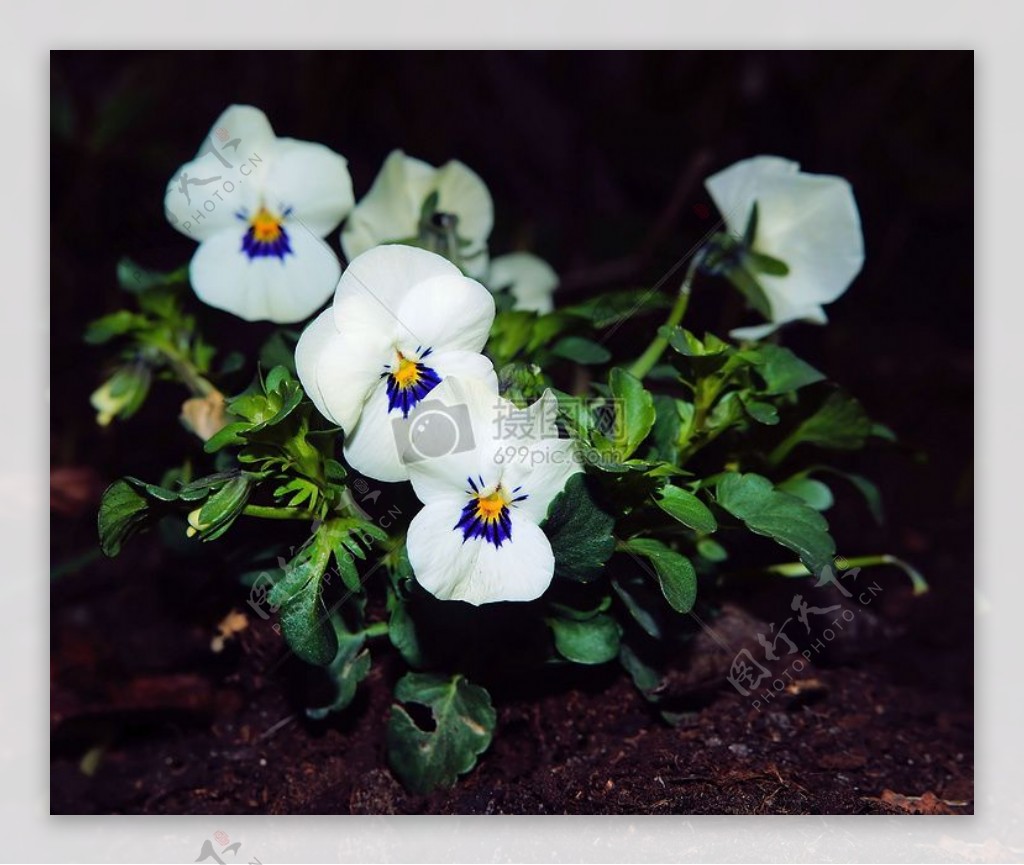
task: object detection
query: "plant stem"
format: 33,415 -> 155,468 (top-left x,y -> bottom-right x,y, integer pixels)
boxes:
626,253 -> 702,381
362,621 -> 389,639
155,342 -> 215,397
242,505 -> 318,521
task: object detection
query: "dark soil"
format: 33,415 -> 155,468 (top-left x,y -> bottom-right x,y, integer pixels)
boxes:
50,518 -> 973,815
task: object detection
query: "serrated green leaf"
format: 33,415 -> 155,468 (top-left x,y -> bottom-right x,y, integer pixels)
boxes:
716,472 -> 836,576
542,474 -> 616,582
548,614 -> 621,664
786,390 -> 873,452
387,673 -> 496,794
622,538 -> 698,613
654,485 -> 717,534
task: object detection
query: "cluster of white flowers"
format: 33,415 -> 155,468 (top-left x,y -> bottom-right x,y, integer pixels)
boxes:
165,105 -> 866,606
296,244 -> 579,605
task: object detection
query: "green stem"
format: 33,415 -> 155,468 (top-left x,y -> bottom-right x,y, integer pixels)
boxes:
242,505 -> 317,521
763,554 -> 929,596
361,622 -> 390,639
626,253 -> 702,381
155,342 -> 215,397
768,430 -> 802,466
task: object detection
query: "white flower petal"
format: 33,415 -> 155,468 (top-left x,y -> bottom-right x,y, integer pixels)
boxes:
500,437 -> 582,525
705,155 -> 864,332
730,305 -> 827,341
188,224 -> 340,323
301,323 -> 393,433
203,105 -> 277,156
407,501 -> 554,605
432,159 -> 494,256
401,355 -> 500,504
394,274 -> 495,354
294,308 -> 338,422
332,245 -> 462,335
264,137 -> 354,237
487,252 -> 559,314
341,150 -> 434,261
705,156 -> 799,234
165,106 -> 275,240
343,379 -> 409,482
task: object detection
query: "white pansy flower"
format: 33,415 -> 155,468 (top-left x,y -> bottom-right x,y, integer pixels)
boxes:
487,252 -> 559,314
705,156 -> 865,340
295,245 -> 497,483
341,149 -> 493,279
165,105 -> 354,323
403,376 -> 580,606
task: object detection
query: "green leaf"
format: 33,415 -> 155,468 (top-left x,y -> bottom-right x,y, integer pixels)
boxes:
116,257 -> 189,294
275,570 -> 337,667
269,529 -> 338,667
259,330 -> 299,376
551,336 -> 612,365
611,577 -> 662,638
787,390 -> 873,452
654,485 -> 717,534
548,614 -> 621,664
622,538 -> 698,613
387,673 -> 496,794
746,250 -> 790,276
195,475 -> 252,541
777,476 -> 834,511
716,472 -> 836,576
810,467 -> 884,524
619,642 -> 663,697
542,474 -> 616,582
608,368 -> 656,459
83,311 -> 146,344
725,265 -> 772,319
745,344 -> 825,395
306,621 -> 371,720
97,480 -> 150,556
696,537 -> 728,562
741,396 -> 780,426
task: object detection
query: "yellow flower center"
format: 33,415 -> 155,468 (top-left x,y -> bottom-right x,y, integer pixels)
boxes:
474,490 -> 508,522
250,207 -> 284,243
392,354 -> 422,389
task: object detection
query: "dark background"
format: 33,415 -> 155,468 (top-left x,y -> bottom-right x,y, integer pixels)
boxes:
50,51 -> 974,814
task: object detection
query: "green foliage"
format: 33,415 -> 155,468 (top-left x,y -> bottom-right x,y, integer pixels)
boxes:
716,472 -> 836,575
607,368 -> 655,459
387,673 -> 496,795
542,474 -> 616,582
621,538 -> 698,613
97,480 -> 150,557
306,619 -> 372,720
653,484 -> 717,534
